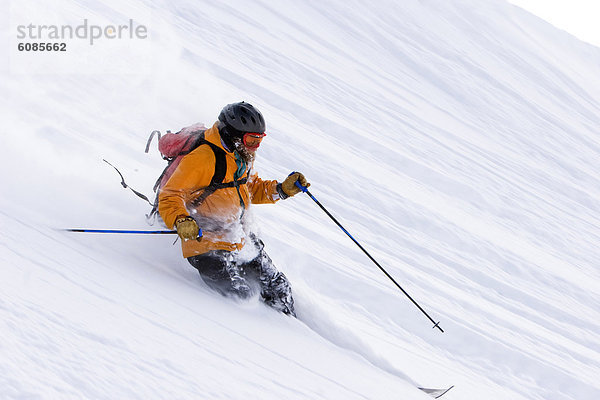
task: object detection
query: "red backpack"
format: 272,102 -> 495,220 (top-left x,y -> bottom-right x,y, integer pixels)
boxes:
147,123 -> 207,193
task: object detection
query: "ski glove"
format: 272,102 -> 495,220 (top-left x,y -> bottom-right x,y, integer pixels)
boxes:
175,215 -> 200,241
279,172 -> 310,199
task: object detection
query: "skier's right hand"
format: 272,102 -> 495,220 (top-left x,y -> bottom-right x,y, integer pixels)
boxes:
175,215 -> 200,241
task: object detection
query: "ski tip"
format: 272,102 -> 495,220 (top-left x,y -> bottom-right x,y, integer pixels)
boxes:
438,385 -> 454,398
418,385 -> 454,399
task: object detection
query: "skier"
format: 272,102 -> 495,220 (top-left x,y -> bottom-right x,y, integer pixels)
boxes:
158,102 -> 309,316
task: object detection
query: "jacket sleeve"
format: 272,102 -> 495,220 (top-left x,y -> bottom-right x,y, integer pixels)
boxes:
158,148 -> 215,229
247,172 -> 279,204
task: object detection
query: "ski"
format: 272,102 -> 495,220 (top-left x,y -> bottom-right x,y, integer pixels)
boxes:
418,385 -> 454,398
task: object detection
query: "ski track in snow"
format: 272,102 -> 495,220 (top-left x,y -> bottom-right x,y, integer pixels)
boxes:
2,0 -> 600,399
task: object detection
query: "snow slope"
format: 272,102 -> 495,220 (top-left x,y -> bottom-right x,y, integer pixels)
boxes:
2,0 -> 599,399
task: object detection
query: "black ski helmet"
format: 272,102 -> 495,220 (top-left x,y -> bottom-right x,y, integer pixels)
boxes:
218,101 -> 265,134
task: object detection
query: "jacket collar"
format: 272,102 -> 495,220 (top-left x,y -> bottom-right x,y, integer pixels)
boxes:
205,122 -> 233,154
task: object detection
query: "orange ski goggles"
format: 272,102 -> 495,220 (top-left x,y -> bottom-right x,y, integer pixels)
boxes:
242,132 -> 266,149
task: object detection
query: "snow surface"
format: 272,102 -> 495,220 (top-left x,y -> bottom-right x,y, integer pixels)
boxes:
2,0 -> 600,399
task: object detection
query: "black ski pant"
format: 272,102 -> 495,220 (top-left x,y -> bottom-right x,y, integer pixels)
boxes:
187,246 -> 295,317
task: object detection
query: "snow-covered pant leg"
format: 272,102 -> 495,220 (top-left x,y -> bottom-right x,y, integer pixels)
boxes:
187,251 -> 252,299
243,249 -> 296,317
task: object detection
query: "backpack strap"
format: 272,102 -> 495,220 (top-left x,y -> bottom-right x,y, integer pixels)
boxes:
189,176 -> 248,207
145,130 -> 161,154
103,159 -> 154,207
188,147 -> 257,209
203,141 -> 227,186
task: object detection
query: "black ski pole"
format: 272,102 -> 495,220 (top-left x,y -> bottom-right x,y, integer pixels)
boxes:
294,180 -> 444,333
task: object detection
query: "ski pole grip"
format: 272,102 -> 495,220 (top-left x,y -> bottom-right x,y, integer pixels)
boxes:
295,181 -> 308,193
289,171 -> 308,193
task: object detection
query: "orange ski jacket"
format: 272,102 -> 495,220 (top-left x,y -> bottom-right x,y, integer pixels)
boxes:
158,122 -> 279,258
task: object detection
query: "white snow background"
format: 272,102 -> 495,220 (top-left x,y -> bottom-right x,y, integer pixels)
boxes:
1,0 -> 599,399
